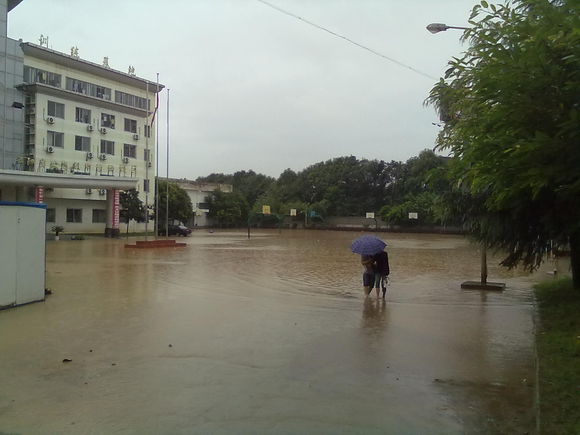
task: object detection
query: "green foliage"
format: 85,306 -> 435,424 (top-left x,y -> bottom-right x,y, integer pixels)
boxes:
379,192 -> 439,226
377,151 -> 452,226
197,170 -> 275,208
156,180 -> 193,224
207,190 -> 249,227
297,157 -> 399,216
534,278 -> 580,433
120,189 -> 145,223
252,191 -> 283,215
254,155 -> 434,218
403,150 -> 449,196
198,151 -> 451,228
426,0 -> 580,284
198,150 -> 457,235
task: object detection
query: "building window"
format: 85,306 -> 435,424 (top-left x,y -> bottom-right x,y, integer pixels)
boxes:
66,208 -> 82,223
123,144 -> 137,158
47,131 -> 64,148
144,125 -> 151,138
92,209 -> 106,223
75,107 -> 91,124
101,113 -> 115,129
75,135 -> 91,152
144,149 -> 150,162
66,77 -> 111,101
46,208 -> 56,223
23,66 -> 61,87
47,101 -> 65,119
124,118 -> 137,133
95,85 -> 109,99
143,179 -> 150,192
100,140 -> 115,155
115,91 -> 149,110
68,78 -> 86,94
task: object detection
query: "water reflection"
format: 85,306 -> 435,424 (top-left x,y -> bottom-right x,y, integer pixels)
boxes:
361,298 -> 388,334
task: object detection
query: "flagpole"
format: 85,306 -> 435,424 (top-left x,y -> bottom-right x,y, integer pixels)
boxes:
144,81 -> 150,240
155,73 -> 160,238
165,88 -> 170,237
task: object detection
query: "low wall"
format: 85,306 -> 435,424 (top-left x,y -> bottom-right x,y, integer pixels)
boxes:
324,216 -> 386,230
287,216 -> 463,234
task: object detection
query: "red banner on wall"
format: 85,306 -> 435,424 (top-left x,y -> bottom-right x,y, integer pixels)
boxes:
35,186 -> 44,203
112,189 -> 120,229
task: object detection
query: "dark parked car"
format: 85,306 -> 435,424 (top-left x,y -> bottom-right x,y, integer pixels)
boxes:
163,224 -> 192,236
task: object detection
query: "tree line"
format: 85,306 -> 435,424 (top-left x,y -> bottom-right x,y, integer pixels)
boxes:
198,150 -> 454,228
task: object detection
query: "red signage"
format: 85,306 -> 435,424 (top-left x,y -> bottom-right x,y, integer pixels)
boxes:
112,189 -> 120,229
35,186 -> 44,203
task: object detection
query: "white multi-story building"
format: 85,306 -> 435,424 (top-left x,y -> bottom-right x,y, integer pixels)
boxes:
0,1 -> 164,236
15,43 -> 163,235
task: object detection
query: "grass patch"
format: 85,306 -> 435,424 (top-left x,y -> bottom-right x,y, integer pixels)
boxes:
534,277 -> 580,434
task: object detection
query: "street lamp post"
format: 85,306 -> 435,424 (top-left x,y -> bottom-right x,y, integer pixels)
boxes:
428,22 -> 505,292
426,23 -> 469,34
165,88 -> 170,238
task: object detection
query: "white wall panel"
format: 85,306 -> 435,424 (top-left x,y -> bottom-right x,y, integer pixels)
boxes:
0,203 -> 46,308
0,206 -> 18,307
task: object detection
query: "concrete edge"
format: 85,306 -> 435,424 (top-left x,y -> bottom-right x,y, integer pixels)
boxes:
531,288 -> 541,435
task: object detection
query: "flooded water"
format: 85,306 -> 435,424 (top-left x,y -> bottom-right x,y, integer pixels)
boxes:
0,230 -> 552,434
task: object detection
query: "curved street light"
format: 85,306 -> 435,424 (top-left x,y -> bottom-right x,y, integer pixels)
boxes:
426,23 -> 469,34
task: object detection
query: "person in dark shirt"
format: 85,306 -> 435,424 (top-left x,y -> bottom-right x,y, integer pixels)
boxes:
372,250 -> 390,298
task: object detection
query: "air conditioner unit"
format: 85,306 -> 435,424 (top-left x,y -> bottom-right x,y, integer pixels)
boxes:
98,153 -> 107,160
122,157 -> 129,164
133,134 -> 139,140
46,116 -> 54,124
47,146 -> 54,153
100,127 -> 107,134
86,152 -> 94,160
98,189 -> 107,196
86,188 -> 92,194
87,125 -> 94,132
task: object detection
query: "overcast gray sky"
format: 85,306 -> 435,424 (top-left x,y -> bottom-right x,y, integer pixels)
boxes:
9,0 -> 472,179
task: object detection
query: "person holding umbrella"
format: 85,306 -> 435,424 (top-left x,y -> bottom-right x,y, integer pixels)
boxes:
351,235 -> 389,298
361,254 -> 375,297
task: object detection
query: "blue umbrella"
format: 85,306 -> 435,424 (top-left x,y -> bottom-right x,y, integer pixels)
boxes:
351,235 -> 387,255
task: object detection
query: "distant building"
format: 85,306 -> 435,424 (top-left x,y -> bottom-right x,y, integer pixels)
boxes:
0,1 -> 164,235
170,178 -> 233,227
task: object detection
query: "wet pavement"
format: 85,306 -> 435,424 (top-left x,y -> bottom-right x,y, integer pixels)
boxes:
0,230 -> 551,434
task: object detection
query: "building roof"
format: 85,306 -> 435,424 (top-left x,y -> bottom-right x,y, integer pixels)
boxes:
20,42 -> 164,93
170,178 -> 233,193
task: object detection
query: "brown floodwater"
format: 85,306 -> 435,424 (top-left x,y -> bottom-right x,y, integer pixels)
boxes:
0,230 -> 557,434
